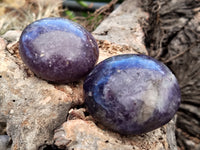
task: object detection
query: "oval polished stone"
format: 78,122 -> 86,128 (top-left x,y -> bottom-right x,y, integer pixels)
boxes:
19,17 -> 99,83
84,54 -> 181,135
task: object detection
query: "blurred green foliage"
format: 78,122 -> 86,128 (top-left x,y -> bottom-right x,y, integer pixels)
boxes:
65,10 -> 77,20
76,0 -> 89,8
65,0 -> 123,31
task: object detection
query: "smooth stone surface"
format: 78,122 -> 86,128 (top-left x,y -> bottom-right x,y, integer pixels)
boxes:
84,54 -> 181,135
19,17 -> 99,83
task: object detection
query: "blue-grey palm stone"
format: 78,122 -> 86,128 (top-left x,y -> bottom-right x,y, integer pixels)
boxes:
84,54 -> 181,135
19,17 -> 99,83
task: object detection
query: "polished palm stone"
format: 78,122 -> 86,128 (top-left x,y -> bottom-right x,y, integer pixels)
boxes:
84,54 -> 181,135
19,17 -> 99,83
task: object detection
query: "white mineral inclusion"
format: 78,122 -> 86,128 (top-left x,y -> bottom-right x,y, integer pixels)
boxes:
103,68 -> 179,124
32,31 -> 82,61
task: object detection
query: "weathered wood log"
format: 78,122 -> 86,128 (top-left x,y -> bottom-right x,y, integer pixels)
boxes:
0,0 -> 179,149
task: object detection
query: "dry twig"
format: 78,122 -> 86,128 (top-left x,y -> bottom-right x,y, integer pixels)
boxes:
94,0 -> 118,16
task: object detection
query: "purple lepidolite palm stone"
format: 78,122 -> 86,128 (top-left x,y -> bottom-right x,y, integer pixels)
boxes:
19,17 -> 99,83
84,54 -> 181,135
